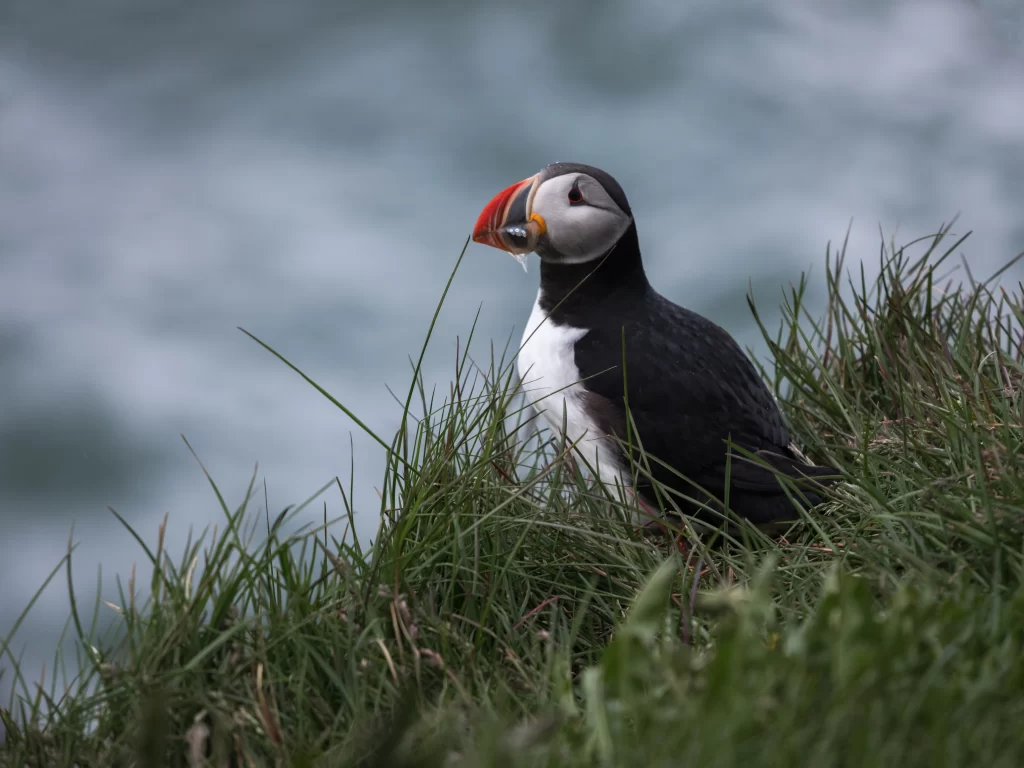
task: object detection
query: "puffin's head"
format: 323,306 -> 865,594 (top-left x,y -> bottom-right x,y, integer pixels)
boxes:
472,162 -> 634,267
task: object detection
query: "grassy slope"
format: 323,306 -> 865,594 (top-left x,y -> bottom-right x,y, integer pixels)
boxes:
2,224 -> 1023,767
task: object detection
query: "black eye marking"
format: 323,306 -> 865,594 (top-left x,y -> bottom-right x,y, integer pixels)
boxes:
567,179 -> 584,205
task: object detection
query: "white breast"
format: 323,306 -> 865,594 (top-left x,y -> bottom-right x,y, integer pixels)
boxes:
517,291 -> 630,495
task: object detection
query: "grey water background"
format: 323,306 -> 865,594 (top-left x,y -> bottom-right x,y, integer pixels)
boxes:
2,0 -> 1024,706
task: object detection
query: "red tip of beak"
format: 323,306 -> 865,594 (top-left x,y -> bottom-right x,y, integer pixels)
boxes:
472,177 -> 533,250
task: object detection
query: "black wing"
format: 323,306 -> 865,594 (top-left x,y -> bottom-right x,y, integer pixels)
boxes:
573,291 -> 825,521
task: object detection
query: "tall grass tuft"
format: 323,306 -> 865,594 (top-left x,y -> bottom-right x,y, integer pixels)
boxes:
2,224 -> 1023,767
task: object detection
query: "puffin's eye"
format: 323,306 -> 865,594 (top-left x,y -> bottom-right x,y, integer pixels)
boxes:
567,181 -> 584,205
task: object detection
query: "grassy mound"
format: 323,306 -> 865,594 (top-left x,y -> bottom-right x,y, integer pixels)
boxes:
3,223 -> 1023,767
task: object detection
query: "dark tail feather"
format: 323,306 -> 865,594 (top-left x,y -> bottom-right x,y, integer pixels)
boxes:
756,449 -> 842,487
740,450 -> 842,527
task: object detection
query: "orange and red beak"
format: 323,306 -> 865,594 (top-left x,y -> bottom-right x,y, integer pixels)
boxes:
472,174 -> 544,253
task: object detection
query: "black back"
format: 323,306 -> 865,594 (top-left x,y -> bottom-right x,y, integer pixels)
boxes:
536,212 -> 837,527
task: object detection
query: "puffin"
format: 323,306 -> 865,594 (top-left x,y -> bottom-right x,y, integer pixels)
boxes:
471,161 -> 838,530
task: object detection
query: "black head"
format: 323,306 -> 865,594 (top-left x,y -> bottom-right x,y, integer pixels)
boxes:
472,162 -> 635,266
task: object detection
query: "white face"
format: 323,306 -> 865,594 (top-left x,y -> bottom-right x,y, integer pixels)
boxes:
531,173 -> 633,265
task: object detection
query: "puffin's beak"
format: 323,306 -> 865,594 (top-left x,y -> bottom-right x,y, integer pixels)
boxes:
472,174 -> 545,255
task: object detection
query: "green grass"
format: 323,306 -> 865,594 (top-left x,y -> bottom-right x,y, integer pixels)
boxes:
3,222 -> 1024,767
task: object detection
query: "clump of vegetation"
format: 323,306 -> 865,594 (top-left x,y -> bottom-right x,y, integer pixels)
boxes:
3,223 -> 1023,767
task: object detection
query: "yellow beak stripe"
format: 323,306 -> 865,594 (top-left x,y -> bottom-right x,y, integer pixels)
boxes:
529,212 -> 547,235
